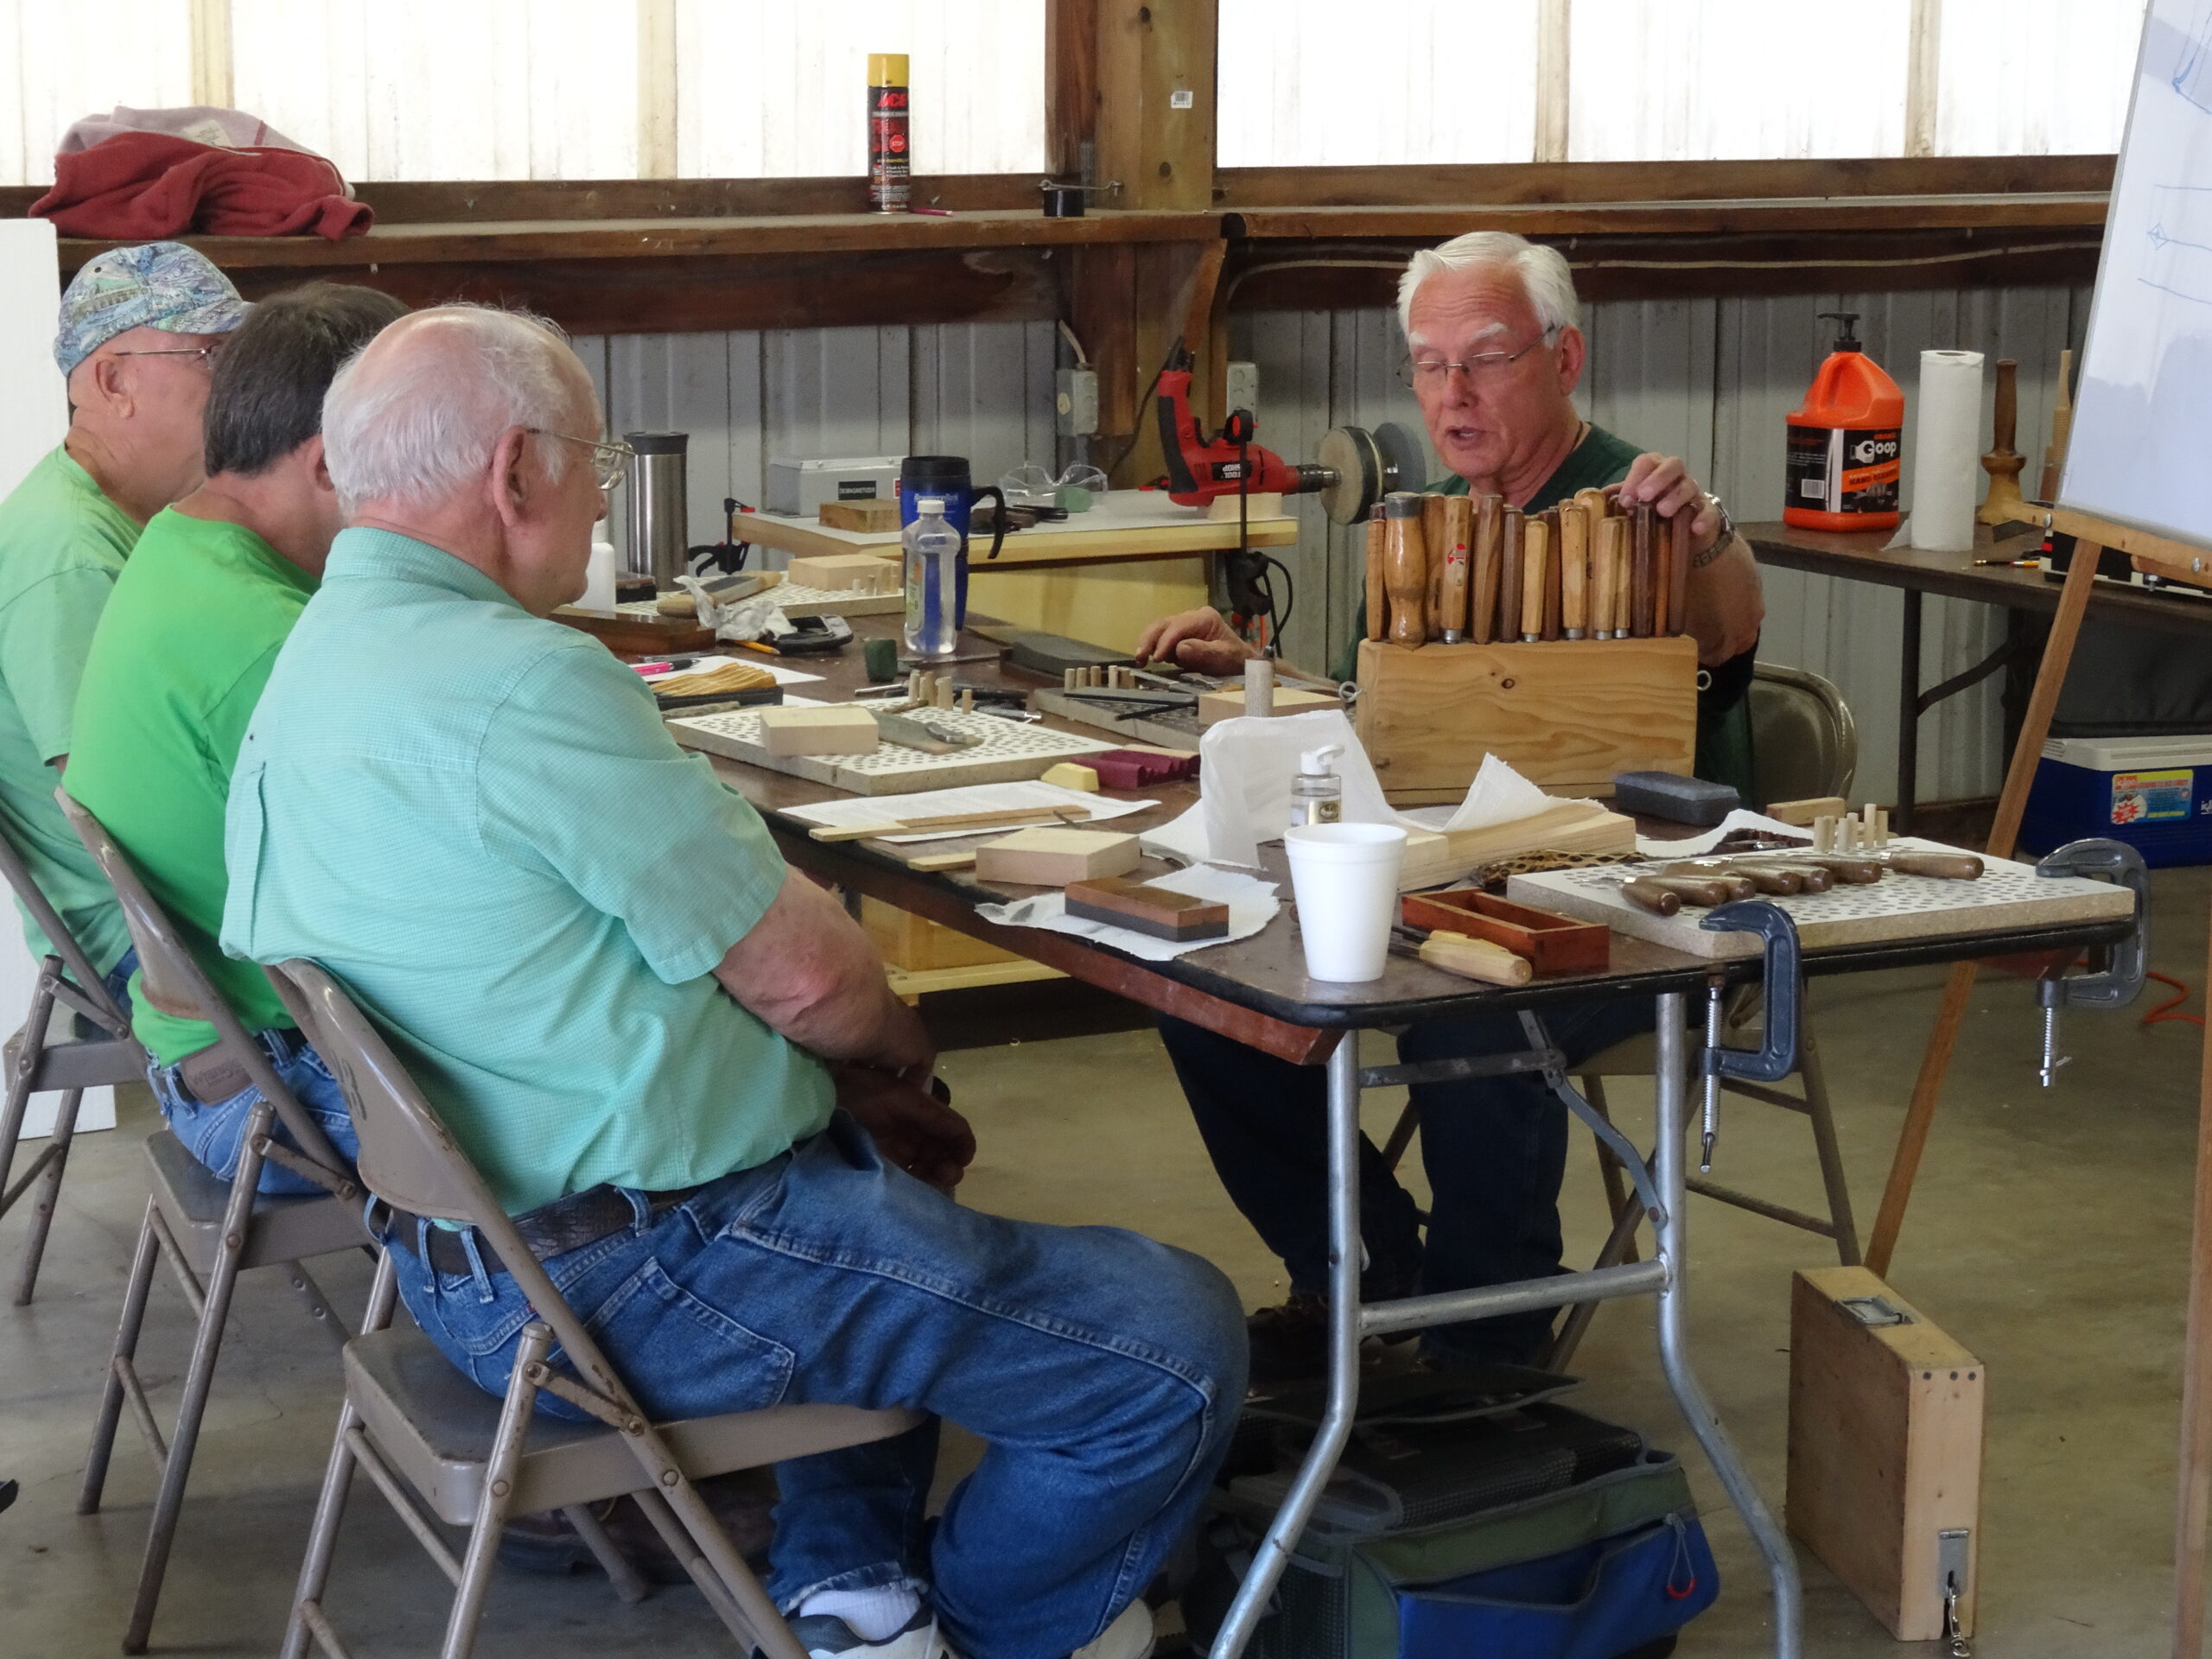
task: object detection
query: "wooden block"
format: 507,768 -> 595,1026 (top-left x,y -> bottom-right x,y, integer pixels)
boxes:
817,498 -> 902,532
1063,876 -> 1230,940
1788,1267 -> 1984,1643
1040,762 -> 1100,791
1354,636 -> 1697,802
1197,686 -> 1338,728
1399,888 -> 1609,975
973,828 -> 1141,887
788,551 -> 899,593
755,704 -> 880,755
1767,795 -> 1850,828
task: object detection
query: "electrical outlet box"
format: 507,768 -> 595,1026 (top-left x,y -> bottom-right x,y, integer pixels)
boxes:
1056,368 -> 1099,436
1224,360 -> 1259,415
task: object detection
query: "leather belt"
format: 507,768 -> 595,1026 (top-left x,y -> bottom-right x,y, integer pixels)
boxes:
387,1183 -> 704,1280
175,1045 -> 252,1105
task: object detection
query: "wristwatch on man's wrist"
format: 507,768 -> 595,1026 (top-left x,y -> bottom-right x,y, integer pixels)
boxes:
1692,493 -> 1736,566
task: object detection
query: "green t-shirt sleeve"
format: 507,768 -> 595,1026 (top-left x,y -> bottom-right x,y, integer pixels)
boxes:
474,644 -> 787,986
201,640 -> 286,801
2,564 -> 116,762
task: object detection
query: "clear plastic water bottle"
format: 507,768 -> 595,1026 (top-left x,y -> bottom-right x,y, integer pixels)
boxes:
902,496 -> 961,659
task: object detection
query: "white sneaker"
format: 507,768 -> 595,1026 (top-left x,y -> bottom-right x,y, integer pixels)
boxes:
791,1605 -> 947,1659
1071,1600 -> 1156,1659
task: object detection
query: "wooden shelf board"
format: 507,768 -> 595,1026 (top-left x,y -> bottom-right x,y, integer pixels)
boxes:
1230,193 -> 2109,241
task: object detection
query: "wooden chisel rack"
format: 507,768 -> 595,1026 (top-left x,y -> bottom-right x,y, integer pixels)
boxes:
1355,487 -> 1700,803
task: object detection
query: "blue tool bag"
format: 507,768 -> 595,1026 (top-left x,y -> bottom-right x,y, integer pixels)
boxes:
1184,1369 -> 1720,1659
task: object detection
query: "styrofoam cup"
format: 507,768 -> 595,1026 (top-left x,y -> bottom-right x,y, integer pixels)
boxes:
1285,823 -> 1408,982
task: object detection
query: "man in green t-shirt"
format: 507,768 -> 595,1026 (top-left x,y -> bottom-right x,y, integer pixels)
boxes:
68,283 -> 407,1192
0,242 -> 246,998
1137,232 -> 1770,1383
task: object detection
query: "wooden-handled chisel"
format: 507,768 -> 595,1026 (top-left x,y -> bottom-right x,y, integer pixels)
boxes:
1652,508 -> 1673,637
1471,493 -> 1503,645
1664,861 -> 1802,896
1498,506 -> 1524,641
1669,505 -> 1695,636
1560,496 -> 1588,639
1382,492 -> 1428,647
1520,517 -> 1550,643
1364,505 -> 1387,643
1422,493 -> 1451,641
1439,493 -> 1473,641
1618,878 -> 1684,916
1630,505 -> 1656,638
1592,517 -> 1624,639
1539,507 -> 1563,640
1398,926 -> 1535,987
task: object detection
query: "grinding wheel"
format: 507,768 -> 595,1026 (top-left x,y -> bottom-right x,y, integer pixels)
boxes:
1316,421 -> 1433,524
1316,424 -> 1380,525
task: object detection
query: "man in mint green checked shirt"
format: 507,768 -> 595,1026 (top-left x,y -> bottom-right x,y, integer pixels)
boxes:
0,241 -> 246,1001
222,306 -> 1242,1659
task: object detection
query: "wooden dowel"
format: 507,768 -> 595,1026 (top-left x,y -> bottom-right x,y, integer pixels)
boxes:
1439,493 -> 1472,641
1497,506 -> 1524,641
1364,505 -> 1387,643
1471,493 -> 1503,645
1520,518 -> 1550,643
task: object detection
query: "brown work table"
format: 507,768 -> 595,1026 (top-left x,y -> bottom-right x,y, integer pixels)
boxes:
1745,518 -> 2212,832
661,607 -> 2130,1659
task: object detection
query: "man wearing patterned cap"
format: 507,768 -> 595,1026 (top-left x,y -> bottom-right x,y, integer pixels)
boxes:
0,241 -> 247,1002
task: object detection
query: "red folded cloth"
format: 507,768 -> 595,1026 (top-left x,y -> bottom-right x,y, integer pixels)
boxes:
30,131 -> 372,240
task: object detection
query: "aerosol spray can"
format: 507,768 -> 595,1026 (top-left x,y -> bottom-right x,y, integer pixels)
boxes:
868,54 -> 911,213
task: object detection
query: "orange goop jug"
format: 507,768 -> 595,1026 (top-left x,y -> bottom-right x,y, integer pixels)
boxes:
1785,312 -> 1904,532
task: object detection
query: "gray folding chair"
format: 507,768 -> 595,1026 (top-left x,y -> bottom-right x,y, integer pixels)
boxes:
57,790 -> 372,1656
0,817 -> 145,1305
268,957 -> 923,1659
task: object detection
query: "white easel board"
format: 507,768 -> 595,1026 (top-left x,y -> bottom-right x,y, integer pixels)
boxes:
2062,0 -> 2212,551
0,219 -> 114,1137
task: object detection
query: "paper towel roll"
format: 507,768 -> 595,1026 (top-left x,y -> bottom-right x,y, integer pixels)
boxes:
581,539 -> 619,611
1910,349 -> 1983,552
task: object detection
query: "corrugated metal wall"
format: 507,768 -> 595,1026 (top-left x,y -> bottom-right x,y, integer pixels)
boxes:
571,320 -> 1059,563
1230,284 -> 2092,805
575,284 -> 2082,809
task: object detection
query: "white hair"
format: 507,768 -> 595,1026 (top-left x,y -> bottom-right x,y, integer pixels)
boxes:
1395,232 -> 1580,344
321,304 -> 587,516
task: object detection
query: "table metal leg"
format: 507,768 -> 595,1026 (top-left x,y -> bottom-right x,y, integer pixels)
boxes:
1652,992 -> 1804,1659
1898,588 -> 1923,836
1209,1037 -> 1363,1659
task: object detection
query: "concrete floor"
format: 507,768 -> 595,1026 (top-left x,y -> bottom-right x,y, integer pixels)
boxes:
5,869 -> 2209,1656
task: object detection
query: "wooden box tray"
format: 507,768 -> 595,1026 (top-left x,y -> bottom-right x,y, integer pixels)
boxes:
1399,888 -> 1610,974
1355,636 -> 1697,804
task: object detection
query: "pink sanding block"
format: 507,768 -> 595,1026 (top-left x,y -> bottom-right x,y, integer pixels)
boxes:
1090,748 -> 1200,790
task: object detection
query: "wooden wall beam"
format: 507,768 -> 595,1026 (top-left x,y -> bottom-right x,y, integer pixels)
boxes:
1046,0 -> 1101,181
1094,0 -> 1217,213
639,0 -> 679,179
1907,0 -> 1944,159
188,0 -> 233,110
1535,0 -> 1572,165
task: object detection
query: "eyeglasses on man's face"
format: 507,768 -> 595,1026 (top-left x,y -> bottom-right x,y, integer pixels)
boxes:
1398,325 -> 1562,390
107,343 -> 226,370
530,429 -> 635,490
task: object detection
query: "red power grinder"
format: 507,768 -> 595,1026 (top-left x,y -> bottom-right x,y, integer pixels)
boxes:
1154,341 -> 1336,505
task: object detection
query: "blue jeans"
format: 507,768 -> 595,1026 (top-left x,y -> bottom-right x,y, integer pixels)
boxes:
149,1027 -> 360,1197
389,1114 -> 1246,1659
1160,995 -> 1657,1363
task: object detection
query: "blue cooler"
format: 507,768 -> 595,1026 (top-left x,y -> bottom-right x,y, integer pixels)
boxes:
2022,734 -> 2212,867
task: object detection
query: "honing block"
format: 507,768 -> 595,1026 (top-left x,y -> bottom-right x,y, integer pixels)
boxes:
1040,762 -> 1100,792
755,704 -> 880,756
817,498 -> 903,532
1767,795 -> 1850,828
1063,877 -> 1230,941
974,828 -> 1141,887
1197,687 -> 1338,728
787,551 -> 899,593
1788,1267 -> 1983,1642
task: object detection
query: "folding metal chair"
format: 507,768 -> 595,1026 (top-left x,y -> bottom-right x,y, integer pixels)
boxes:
269,957 -> 924,1659
57,790 -> 372,1656
0,817 -> 145,1305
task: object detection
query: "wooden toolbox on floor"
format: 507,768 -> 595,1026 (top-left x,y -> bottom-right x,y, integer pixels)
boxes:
1788,1267 -> 1984,1643
1354,636 -> 1696,804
